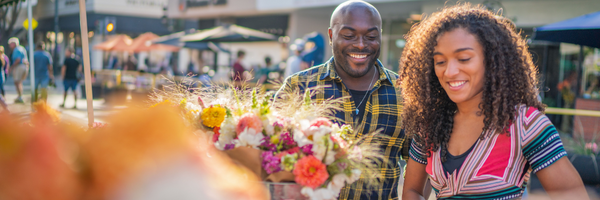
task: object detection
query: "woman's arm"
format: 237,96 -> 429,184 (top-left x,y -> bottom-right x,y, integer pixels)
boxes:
536,157 -> 588,200
402,158 -> 429,200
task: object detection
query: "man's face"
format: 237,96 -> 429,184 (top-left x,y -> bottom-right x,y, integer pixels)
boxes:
329,9 -> 381,78
65,50 -> 71,57
8,43 -> 15,50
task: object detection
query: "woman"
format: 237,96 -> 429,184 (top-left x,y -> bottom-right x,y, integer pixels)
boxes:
399,4 -> 587,199
0,46 -> 8,113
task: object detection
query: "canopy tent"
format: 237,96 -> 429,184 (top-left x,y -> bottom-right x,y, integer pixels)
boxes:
93,34 -> 133,51
534,11 -> 600,48
180,24 -> 277,43
534,11 -> 600,98
153,30 -> 229,53
128,32 -> 179,53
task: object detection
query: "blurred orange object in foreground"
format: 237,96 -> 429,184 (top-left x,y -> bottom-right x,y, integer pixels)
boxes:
83,105 -> 268,200
0,102 -> 268,200
0,110 -> 81,200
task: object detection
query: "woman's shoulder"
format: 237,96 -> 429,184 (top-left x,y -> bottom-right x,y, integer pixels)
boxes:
516,105 -> 544,120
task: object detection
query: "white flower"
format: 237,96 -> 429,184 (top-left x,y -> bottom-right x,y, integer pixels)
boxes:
312,130 -> 335,164
299,119 -> 312,134
324,150 -> 336,165
261,117 -> 274,136
235,128 -> 264,148
293,129 -> 313,147
329,174 -> 350,192
301,186 -> 338,200
185,102 -> 201,111
349,169 -> 362,183
218,117 -> 237,144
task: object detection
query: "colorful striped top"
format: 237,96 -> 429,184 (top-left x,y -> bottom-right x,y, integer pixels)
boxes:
409,106 -> 567,200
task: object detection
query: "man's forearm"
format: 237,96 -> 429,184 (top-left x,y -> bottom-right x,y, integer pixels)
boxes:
10,58 -> 21,69
48,65 -> 54,78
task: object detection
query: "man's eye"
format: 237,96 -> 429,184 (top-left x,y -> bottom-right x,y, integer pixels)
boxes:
343,35 -> 354,39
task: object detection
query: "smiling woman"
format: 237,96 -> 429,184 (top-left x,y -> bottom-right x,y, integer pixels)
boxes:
399,3 -> 588,200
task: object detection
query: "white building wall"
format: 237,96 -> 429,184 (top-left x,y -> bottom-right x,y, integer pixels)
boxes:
93,0 -> 168,18
168,0 -> 258,19
422,0 -> 600,27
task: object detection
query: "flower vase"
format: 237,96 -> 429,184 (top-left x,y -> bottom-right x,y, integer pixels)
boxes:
264,182 -> 308,200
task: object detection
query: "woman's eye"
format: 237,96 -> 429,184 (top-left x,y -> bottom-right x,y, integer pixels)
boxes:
458,58 -> 471,62
435,61 -> 446,65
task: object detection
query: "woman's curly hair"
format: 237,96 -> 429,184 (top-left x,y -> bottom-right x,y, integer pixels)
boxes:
398,4 -> 544,161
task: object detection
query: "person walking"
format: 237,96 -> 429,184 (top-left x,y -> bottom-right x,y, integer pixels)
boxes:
0,46 -> 9,97
283,39 -> 304,79
8,37 -> 28,103
232,50 -> 246,82
33,42 -> 54,102
60,48 -> 81,109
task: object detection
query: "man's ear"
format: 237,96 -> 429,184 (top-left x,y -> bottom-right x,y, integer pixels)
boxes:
328,28 -> 333,46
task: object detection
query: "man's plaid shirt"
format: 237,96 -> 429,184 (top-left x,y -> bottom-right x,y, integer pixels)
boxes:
276,57 -> 408,200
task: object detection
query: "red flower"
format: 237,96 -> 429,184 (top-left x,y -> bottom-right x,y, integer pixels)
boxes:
293,155 -> 329,189
310,117 -> 332,128
212,127 -> 221,143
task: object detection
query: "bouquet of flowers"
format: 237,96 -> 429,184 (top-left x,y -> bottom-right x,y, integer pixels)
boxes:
150,79 -> 387,200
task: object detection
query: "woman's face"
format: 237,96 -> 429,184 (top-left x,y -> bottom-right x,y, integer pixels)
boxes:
433,28 -> 486,105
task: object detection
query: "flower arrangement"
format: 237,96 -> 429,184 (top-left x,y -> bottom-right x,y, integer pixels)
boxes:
150,79 -> 387,200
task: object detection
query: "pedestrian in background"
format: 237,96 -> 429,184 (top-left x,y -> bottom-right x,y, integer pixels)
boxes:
33,42 -> 54,102
8,37 -> 28,103
61,48 -> 81,109
283,39 -> 304,79
0,46 -> 9,97
232,50 -> 246,82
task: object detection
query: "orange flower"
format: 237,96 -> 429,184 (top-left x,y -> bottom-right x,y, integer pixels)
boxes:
293,155 -> 329,189
236,113 -> 263,135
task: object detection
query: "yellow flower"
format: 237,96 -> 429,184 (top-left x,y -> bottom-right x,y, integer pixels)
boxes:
201,105 -> 227,128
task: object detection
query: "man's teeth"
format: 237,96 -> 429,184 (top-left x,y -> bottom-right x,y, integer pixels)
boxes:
449,81 -> 466,87
349,54 -> 367,59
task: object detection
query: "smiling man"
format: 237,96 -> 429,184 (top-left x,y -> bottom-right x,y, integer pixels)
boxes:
275,1 -> 407,199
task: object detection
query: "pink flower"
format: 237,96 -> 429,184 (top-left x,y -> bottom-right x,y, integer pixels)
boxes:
310,117 -> 332,128
585,143 -> 599,154
236,113 -> 263,136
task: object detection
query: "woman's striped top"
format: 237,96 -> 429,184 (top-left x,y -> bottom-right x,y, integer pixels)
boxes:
409,106 -> 567,200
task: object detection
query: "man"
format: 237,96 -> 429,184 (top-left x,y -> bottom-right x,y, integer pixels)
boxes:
33,42 -> 54,102
232,50 -> 246,82
8,37 -> 28,103
60,48 -> 81,108
276,1 -> 407,199
284,39 -> 304,78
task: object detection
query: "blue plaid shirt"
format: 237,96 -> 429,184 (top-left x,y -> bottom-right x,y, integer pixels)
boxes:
277,57 -> 408,200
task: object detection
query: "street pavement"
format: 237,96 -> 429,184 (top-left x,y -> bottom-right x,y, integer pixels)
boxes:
1,76 -> 125,126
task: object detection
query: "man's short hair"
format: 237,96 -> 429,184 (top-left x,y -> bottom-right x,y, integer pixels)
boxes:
8,37 -> 19,46
36,42 -> 45,49
237,50 -> 245,58
265,56 -> 271,64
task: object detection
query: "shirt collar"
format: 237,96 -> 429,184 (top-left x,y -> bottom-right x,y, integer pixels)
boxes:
320,57 -> 393,85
